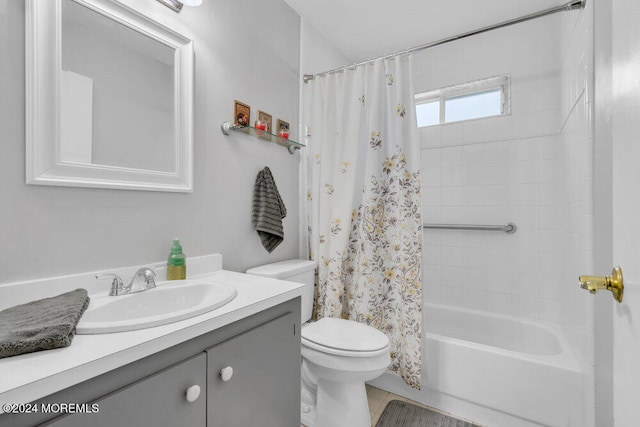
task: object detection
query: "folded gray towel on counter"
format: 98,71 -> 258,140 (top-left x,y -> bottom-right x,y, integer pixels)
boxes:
0,289 -> 90,358
252,166 -> 287,253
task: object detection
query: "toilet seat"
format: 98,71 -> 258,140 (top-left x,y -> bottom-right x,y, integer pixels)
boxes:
302,318 -> 390,358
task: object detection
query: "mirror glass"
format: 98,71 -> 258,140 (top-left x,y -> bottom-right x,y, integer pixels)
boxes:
61,0 -> 175,172
26,0 -> 194,192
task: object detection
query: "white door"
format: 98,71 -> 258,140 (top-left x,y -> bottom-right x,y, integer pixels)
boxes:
611,0 -> 640,425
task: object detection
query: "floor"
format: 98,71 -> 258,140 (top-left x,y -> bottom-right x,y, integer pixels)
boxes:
302,385 -> 478,426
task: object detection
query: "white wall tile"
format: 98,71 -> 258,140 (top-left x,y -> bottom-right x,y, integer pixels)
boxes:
440,166 -> 463,187
484,271 -> 513,294
422,167 -> 441,187
539,182 -> 559,206
422,206 -> 441,223
423,244 -> 441,265
441,124 -> 463,147
440,146 -> 463,167
463,206 -> 509,224
414,10 -> 592,344
440,246 -> 463,267
484,116 -> 512,141
512,137 -> 541,161
509,160 -> 539,184
423,264 -> 441,281
422,187 -> 441,207
509,183 -> 539,206
538,276 -> 562,301
511,205 -> 540,228
420,125 -> 442,149
485,292 -> 516,316
423,282 -> 442,304
440,285 -> 465,307
421,148 -> 441,168
538,158 -> 558,183
440,266 -> 465,287
463,141 -> 512,165
463,184 -> 511,206
462,120 -> 488,144
438,206 -> 464,224
441,186 -> 462,206
516,296 -> 540,320
517,275 -> 541,298
462,288 -> 487,311
509,250 -> 540,274
509,228 -> 540,252
464,164 -> 509,186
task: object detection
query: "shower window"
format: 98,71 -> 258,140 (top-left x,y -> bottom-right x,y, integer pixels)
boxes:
415,75 -> 510,127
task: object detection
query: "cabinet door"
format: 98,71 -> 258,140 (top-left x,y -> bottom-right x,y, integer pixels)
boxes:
45,353 -> 206,427
206,312 -> 300,427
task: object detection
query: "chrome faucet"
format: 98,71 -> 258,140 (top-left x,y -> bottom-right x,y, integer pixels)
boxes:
130,267 -> 157,293
96,268 -> 157,296
95,272 -> 127,296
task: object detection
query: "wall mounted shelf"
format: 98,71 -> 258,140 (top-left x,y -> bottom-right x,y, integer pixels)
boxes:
220,121 -> 304,154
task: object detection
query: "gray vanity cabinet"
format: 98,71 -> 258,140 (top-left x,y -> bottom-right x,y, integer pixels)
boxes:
45,354 -> 207,427
206,312 -> 299,427
2,299 -> 301,427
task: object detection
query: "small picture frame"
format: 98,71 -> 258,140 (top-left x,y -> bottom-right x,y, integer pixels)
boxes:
276,119 -> 290,138
257,110 -> 273,134
234,100 -> 251,127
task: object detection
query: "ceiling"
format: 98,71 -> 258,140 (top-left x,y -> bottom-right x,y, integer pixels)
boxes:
284,0 -> 568,63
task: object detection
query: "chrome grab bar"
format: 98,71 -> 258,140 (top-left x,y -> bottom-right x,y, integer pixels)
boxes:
422,222 -> 517,234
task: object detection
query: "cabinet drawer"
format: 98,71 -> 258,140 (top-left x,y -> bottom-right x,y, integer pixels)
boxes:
45,353 -> 206,427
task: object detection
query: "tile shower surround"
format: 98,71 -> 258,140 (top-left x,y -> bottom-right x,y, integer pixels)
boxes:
415,11 -> 592,345
302,7 -> 594,425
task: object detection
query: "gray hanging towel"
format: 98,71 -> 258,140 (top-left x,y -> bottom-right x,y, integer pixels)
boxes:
0,289 -> 90,358
252,166 -> 287,253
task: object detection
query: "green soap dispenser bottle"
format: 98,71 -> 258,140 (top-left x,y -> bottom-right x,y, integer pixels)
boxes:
167,238 -> 186,280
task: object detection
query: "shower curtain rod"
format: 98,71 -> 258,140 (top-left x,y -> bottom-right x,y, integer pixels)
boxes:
303,0 -> 586,83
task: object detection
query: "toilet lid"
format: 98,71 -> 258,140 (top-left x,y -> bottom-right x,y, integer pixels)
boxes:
301,318 -> 389,352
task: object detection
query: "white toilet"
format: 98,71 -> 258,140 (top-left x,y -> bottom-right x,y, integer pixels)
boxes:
246,259 -> 390,427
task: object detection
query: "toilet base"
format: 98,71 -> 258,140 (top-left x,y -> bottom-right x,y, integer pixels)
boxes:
301,381 -> 317,427
302,379 -> 370,427
301,403 -> 316,427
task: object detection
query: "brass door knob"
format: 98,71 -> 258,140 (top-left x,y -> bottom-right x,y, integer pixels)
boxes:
579,266 -> 624,303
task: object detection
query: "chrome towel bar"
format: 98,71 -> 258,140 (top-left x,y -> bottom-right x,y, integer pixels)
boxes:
422,222 -> 517,234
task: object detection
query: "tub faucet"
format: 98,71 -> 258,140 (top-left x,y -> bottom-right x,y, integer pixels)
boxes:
96,268 -> 157,296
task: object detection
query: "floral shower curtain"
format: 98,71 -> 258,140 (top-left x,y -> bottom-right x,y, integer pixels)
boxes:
304,56 -> 422,388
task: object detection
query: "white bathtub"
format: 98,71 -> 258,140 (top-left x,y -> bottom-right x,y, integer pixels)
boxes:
369,304 -> 584,427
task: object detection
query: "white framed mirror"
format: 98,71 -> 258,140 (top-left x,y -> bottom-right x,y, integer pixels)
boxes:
26,0 -> 194,192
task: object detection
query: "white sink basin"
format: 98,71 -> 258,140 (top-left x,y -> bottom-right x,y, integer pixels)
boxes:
76,279 -> 237,334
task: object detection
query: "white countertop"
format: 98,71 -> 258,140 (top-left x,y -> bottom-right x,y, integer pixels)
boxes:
0,256 -> 306,412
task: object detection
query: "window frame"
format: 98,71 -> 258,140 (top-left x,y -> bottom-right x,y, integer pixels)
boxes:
415,75 -> 511,127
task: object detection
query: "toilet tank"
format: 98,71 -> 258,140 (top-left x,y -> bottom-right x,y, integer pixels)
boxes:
246,260 -> 316,323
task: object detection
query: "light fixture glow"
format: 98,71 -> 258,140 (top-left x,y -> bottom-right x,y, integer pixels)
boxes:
156,0 -> 201,13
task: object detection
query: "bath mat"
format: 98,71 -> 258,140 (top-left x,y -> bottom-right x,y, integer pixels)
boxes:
375,400 -> 483,427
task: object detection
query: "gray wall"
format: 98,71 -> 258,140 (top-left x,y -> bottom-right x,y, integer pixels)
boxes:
0,0 -> 301,282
